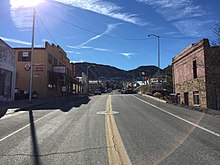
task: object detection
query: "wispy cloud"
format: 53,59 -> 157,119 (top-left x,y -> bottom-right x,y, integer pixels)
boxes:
9,0 -> 45,29
0,36 -> 31,45
173,19 -> 213,37
93,48 -> 111,52
55,0 -> 147,26
66,45 -> 92,49
70,60 -> 84,63
137,0 -> 207,21
42,39 -> 52,43
65,50 -> 81,54
66,45 -> 112,52
10,8 -> 33,29
137,0 -> 211,36
80,23 -> 121,46
67,23 -> 117,52
65,50 -> 75,54
119,52 -> 133,59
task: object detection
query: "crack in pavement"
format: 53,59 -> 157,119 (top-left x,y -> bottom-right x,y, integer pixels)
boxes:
0,146 -> 113,157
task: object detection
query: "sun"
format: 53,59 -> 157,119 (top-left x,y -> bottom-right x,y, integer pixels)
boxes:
10,0 -> 45,8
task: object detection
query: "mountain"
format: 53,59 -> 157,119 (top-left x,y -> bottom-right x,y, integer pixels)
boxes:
73,62 -> 167,80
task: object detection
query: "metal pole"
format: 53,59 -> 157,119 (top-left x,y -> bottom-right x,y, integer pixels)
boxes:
157,36 -> 160,73
87,67 -> 89,95
29,8 -> 35,103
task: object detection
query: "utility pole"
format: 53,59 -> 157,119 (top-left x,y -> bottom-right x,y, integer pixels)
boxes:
29,8 -> 35,103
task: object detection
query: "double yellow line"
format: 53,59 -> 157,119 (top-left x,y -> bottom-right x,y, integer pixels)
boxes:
105,95 -> 132,165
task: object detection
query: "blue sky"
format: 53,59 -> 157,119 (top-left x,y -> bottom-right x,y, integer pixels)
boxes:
0,0 -> 219,70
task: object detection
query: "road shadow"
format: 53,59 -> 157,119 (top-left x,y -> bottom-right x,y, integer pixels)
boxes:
29,110 -> 41,165
26,96 -> 90,165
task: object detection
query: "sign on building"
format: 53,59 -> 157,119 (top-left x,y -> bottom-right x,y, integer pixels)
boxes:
54,66 -> 66,74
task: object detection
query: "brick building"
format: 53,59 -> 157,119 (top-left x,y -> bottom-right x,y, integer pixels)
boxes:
0,39 -> 16,101
14,42 -> 81,98
172,39 -> 220,110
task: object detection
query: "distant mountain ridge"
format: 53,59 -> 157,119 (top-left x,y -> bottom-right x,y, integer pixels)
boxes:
74,62 -> 168,80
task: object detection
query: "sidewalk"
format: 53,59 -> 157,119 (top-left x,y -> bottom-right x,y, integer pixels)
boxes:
142,94 -> 167,103
0,94 -> 86,118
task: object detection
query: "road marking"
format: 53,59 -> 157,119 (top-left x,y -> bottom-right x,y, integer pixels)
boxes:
133,95 -> 220,138
97,111 -> 119,115
105,95 -> 132,165
0,111 -> 57,143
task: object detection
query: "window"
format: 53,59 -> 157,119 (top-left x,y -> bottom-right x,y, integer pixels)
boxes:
193,60 -> 197,79
0,69 -> 12,98
48,54 -> 53,64
193,91 -> 200,105
54,58 -> 58,65
18,51 -> 31,61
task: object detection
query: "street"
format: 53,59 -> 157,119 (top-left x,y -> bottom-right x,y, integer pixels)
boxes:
0,93 -> 220,165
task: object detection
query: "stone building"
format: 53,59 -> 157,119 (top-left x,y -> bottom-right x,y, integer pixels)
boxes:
172,39 -> 220,110
14,42 -> 81,98
0,39 -> 16,101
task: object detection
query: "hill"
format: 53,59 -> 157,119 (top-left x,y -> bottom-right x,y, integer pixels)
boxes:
73,62 -> 167,80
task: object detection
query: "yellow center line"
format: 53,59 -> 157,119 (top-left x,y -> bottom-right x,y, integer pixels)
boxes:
105,95 -> 132,165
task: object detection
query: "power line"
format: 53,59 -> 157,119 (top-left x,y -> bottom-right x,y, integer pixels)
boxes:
41,10 -> 148,41
35,10 -> 58,45
40,10 -> 204,41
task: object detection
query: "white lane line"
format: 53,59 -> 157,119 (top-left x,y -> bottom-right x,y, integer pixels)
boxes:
133,95 -> 220,138
0,111 -> 57,143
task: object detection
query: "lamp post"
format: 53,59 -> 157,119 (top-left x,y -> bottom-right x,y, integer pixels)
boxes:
148,34 -> 160,73
29,8 -> 36,103
86,65 -> 95,95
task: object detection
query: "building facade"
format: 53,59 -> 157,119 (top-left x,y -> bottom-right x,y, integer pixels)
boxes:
172,39 -> 220,110
0,39 -> 16,101
14,42 -> 80,98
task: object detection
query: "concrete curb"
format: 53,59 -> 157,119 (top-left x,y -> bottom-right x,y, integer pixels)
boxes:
142,94 -> 167,103
6,108 -> 21,115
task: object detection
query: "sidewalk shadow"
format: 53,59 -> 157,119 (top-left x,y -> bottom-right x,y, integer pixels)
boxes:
21,97 -> 90,113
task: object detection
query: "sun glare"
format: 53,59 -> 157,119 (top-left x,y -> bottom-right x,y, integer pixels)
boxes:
10,0 -> 45,8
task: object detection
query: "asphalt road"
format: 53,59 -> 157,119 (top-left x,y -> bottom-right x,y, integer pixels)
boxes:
0,93 -> 220,165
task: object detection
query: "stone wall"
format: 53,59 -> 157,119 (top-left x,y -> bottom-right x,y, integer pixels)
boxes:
0,39 -> 16,101
175,77 -> 207,107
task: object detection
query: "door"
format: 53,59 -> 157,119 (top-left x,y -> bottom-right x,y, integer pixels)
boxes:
184,92 -> 189,105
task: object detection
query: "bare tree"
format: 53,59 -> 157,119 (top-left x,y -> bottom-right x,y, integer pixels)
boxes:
212,21 -> 220,46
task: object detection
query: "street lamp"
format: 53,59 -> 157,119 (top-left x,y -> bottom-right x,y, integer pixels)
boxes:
86,65 -> 95,95
148,34 -> 160,73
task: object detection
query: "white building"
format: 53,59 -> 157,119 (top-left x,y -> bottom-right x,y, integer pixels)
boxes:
0,39 -> 16,101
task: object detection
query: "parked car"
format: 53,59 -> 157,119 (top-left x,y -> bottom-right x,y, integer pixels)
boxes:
14,88 -> 25,100
123,89 -> 137,94
32,91 -> 38,99
94,89 -> 101,95
15,88 -> 38,100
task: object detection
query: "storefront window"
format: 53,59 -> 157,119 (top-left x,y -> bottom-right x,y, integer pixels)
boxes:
0,69 -> 12,99
193,91 -> 200,105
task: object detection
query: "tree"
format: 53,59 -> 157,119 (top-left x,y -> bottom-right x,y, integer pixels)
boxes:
162,65 -> 173,93
212,21 -> 220,46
